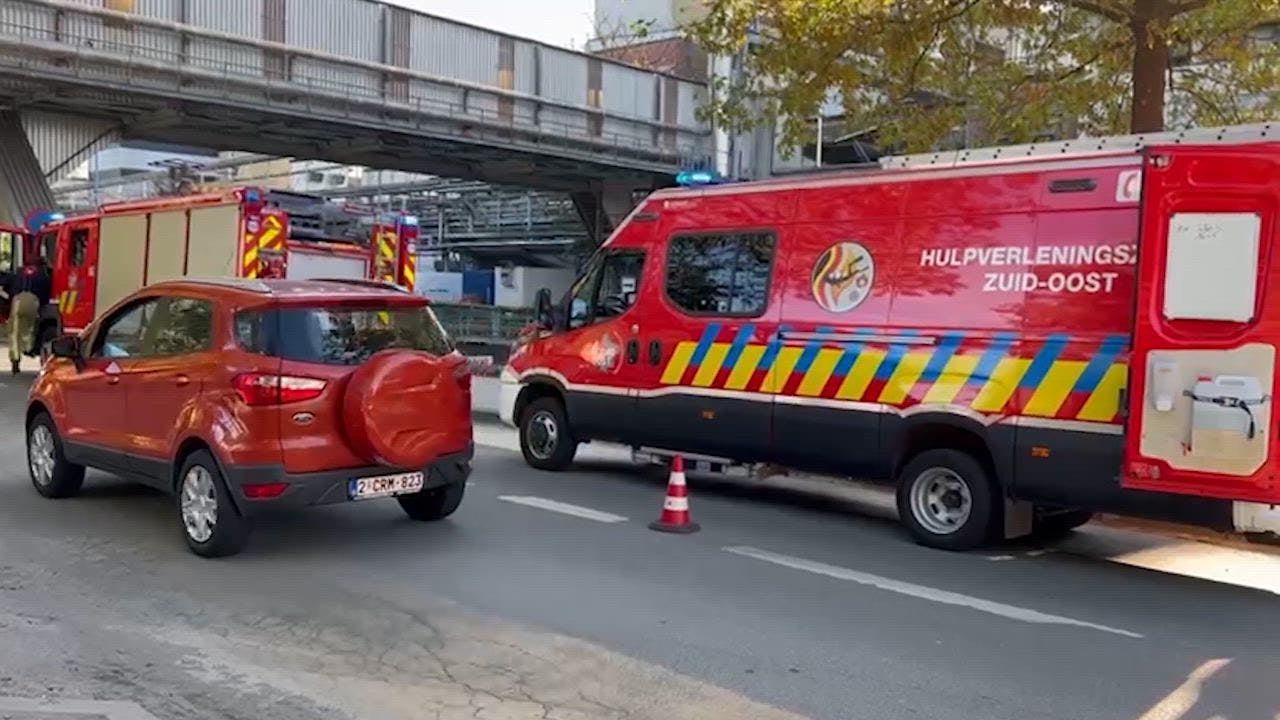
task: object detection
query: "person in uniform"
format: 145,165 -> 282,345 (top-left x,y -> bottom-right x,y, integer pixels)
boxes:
8,257 -> 51,375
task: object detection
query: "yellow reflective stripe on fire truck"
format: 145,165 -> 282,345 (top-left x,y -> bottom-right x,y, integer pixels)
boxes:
920,354 -> 981,405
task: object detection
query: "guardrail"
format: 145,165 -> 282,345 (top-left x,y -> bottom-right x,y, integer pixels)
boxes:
432,302 -> 532,346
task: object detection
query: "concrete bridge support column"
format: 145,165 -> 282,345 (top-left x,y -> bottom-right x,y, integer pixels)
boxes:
0,111 -> 53,226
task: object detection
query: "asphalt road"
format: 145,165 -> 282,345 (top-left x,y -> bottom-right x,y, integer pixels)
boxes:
0,370 -> 1277,720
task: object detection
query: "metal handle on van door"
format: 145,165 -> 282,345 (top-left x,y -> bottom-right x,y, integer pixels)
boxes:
625,339 -> 639,364
648,340 -> 662,365
778,330 -> 936,346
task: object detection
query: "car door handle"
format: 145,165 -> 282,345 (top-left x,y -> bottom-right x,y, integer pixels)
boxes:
174,374 -> 190,387
625,339 -> 639,364
648,340 -> 662,365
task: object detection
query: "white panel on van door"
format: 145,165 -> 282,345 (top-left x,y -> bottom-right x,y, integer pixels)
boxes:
286,249 -> 366,280
1163,212 -> 1261,323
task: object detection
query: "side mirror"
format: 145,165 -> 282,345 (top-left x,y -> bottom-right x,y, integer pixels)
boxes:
50,335 -> 83,369
534,288 -> 554,329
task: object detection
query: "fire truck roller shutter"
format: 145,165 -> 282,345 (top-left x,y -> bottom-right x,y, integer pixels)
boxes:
285,249 -> 366,281
96,214 -> 147,314
145,210 -> 187,284
186,205 -> 241,278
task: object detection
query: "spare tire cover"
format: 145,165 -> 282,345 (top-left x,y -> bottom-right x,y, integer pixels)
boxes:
342,350 -> 466,469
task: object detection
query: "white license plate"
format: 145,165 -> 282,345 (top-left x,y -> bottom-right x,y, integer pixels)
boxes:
347,471 -> 424,500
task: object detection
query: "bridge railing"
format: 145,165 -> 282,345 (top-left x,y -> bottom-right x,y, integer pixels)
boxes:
431,302 -> 533,346
0,0 -> 711,169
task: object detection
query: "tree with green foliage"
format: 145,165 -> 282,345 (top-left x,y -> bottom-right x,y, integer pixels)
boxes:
685,0 -> 1280,153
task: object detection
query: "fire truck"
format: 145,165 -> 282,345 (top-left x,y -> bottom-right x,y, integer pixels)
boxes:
29,187 -> 418,338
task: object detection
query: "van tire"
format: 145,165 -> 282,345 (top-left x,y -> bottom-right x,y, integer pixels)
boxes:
398,480 -> 465,521
896,448 -> 999,551
177,450 -> 250,558
519,397 -> 577,471
27,412 -> 85,499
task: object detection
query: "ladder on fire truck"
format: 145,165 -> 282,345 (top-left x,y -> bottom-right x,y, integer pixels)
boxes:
879,122 -> 1277,169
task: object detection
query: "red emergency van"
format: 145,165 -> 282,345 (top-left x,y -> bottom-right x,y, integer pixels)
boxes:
499,124 -> 1280,550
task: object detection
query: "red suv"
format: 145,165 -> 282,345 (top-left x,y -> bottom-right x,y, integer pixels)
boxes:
25,278 -> 473,557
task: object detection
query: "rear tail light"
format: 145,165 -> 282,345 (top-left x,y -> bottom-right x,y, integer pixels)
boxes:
233,373 -> 327,406
242,482 -> 289,499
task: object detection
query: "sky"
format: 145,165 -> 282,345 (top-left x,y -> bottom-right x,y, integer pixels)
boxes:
390,0 -> 598,50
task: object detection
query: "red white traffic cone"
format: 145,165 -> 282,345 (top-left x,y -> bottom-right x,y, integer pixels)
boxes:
649,455 -> 700,534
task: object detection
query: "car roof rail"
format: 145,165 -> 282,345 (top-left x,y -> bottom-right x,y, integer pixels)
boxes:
312,278 -> 412,294
151,277 -> 273,294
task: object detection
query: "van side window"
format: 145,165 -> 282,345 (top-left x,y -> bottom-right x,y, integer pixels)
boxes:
665,232 -> 774,317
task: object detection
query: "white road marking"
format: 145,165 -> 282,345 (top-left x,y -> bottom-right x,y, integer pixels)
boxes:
723,545 -> 1144,639
498,495 -> 628,524
1136,658 -> 1231,720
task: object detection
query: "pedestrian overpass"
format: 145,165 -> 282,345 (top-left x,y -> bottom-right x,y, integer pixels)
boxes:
0,0 -> 712,231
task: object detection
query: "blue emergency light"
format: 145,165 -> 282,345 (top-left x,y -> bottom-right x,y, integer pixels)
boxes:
675,170 -> 723,187
402,215 -> 419,227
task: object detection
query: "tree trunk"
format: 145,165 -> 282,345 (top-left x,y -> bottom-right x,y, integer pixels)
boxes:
1129,0 -> 1170,133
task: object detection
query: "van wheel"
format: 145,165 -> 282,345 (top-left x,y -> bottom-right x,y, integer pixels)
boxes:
177,450 -> 250,558
27,412 -> 85,499
398,480 -> 466,521
519,397 -> 577,471
896,449 -> 999,551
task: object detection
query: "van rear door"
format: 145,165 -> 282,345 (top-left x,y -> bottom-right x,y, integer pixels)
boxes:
1124,142 -> 1280,503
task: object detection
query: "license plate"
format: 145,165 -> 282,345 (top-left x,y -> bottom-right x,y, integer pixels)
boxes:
347,471 -> 424,500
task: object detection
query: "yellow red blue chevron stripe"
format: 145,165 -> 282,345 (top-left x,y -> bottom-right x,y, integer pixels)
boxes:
659,324 -> 1129,423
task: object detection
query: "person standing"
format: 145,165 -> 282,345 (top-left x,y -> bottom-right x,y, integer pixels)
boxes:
8,257 -> 51,376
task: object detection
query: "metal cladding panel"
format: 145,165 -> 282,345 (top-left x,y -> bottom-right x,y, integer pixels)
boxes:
20,111 -> 120,183
0,2 -> 58,41
287,0 -> 382,61
408,13 -> 500,86
514,41 -> 537,94
131,0 -> 181,21
187,0 -> 262,35
601,63 -> 653,118
539,47 -> 588,105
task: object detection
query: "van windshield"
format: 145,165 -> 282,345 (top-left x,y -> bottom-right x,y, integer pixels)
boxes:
236,304 -> 454,365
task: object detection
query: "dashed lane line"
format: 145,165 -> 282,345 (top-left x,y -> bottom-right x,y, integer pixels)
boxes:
723,545 -> 1144,639
497,495 -> 629,524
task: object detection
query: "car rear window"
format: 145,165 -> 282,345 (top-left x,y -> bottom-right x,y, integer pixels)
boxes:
236,304 -> 454,365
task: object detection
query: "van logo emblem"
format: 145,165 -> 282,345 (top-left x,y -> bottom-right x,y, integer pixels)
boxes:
582,332 -> 622,373
811,241 -> 875,313
292,412 -> 315,425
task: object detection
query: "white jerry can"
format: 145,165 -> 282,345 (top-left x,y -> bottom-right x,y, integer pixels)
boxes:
1188,375 -> 1269,460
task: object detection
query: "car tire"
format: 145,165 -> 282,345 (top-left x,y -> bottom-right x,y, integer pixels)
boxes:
896,448 -> 1000,551
1031,508 -> 1094,541
27,412 -> 85,499
518,397 -> 577,471
398,480 -> 466,521
177,450 -> 250,558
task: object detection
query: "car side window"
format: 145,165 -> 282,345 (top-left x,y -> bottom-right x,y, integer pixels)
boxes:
91,299 -> 160,359
665,232 -> 775,317
147,297 -> 214,356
